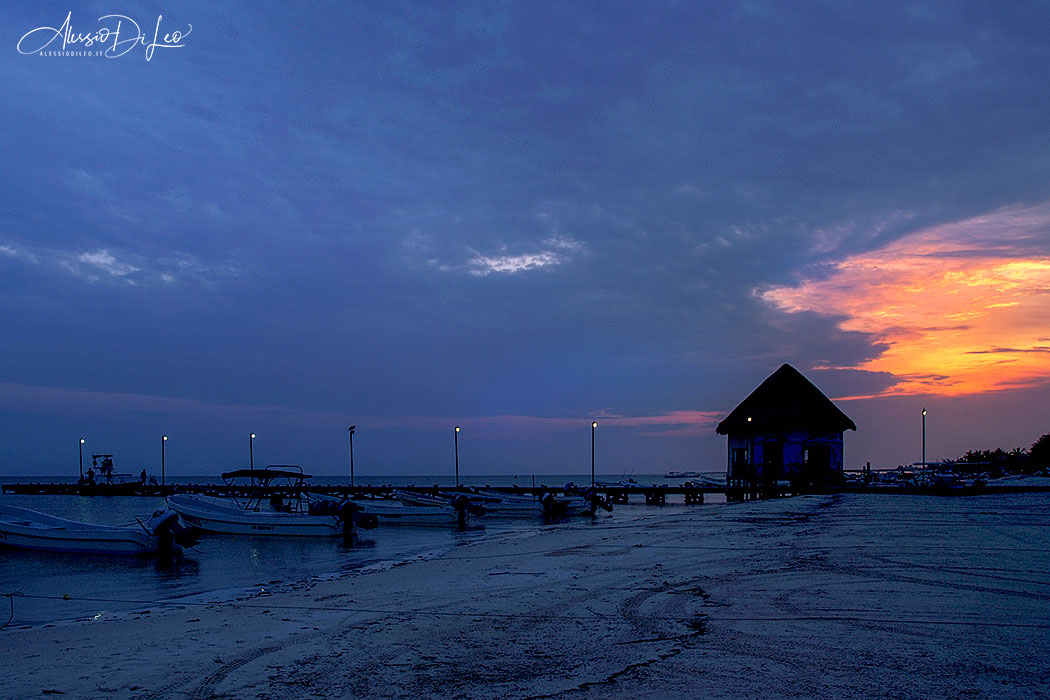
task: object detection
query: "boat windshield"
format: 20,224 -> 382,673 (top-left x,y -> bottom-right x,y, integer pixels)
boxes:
220,465 -> 313,513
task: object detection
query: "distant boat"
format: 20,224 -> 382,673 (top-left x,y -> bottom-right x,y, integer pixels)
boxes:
457,490 -> 545,517
595,478 -> 643,489
664,471 -> 701,479
378,490 -> 486,525
685,474 -> 727,486
349,499 -> 468,526
81,453 -> 146,485
0,504 -> 194,556
167,466 -> 375,538
473,489 -> 611,517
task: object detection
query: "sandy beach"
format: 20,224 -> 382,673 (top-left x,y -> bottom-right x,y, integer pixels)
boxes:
5,492 -> 1050,700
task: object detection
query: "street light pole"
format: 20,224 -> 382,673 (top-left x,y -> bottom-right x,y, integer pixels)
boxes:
250,432 -> 255,472
454,426 -> 460,488
348,425 -> 356,487
162,435 -> 167,486
921,408 -> 927,476
79,437 -> 85,480
591,421 -> 598,487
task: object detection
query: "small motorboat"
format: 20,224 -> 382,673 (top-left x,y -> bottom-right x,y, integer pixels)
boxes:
595,478 -> 645,489
471,489 -> 611,517
0,504 -> 195,556
343,490 -> 483,526
446,490 -> 545,517
167,466 -> 375,538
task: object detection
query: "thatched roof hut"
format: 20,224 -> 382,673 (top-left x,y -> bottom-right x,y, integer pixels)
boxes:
717,364 -> 856,485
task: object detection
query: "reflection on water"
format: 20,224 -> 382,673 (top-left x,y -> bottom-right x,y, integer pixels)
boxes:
0,482 -> 702,626
0,493 -> 499,626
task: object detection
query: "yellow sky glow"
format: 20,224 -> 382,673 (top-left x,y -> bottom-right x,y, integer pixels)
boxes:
762,204 -> 1050,397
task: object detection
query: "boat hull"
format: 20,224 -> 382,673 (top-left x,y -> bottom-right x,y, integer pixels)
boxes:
167,495 -> 342,537
355,500 -> 465,526
474,490 -> 598,517
0,504 -> 162,555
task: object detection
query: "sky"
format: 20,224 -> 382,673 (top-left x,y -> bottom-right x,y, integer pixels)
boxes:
1,1 -> 1049,478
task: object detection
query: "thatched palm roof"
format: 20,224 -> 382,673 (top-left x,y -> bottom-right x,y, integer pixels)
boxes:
716,364 -> 857,435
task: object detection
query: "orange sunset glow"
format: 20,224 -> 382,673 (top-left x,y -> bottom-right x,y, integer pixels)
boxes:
762,203 -> 1050,397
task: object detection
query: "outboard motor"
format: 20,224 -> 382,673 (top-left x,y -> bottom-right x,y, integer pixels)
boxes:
540,492 -> 568,518
337,500 -> 379,531
147,509 -> 200,552
451,494 -> 469,526
581,488 -> 614,514
449,494 -> 485,525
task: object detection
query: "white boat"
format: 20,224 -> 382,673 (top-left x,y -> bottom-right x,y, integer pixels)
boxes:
680,473 -> 726,487
167,466 -> 375,538
471,489 -> 609,517
167,494 -> 352,537
353,500 -> 467,526
0,504 -> 193,556
455,490 -> 545,517
596,478 -> 643,489
343,490 -> 483,526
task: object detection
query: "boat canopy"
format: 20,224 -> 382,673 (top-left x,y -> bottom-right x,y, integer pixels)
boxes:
220,465 -> 312,483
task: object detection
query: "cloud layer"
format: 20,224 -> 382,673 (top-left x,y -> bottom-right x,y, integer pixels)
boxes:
3,2 -> 1050,472
763,203 -> 1050,396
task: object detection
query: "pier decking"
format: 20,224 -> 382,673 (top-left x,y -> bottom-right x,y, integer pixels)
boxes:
1,481 -> 776,503
4,480 -> 1049,502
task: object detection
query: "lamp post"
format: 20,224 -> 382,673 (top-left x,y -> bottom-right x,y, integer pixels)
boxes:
591,421 -> 598,487
250,432 -> 255,472
747,416 -> 754,488
348,425 -> 356,487
79,437 -> 85,480
162,435 -> 168,486
921,408 -> 927,475
454,426 -> 460,488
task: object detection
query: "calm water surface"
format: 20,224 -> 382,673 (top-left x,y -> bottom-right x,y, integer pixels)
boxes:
0,473 -> 723,625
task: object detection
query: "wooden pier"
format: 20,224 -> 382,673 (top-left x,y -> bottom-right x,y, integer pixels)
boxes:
0,481 -> 795,503
5,480 -> 1047,501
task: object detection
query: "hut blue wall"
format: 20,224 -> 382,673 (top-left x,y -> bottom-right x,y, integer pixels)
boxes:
727,430 -> 844,483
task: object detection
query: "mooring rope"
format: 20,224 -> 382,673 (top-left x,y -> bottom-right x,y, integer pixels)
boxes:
1,591 -> 24,629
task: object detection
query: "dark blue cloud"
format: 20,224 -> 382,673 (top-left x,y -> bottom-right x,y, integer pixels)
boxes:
2,0 -> 1050,474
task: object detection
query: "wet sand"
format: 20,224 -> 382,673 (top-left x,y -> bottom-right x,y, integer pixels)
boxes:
5,493 -> 1050,699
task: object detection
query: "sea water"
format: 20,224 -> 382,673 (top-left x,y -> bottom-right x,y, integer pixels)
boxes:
0,473 -> 724,626
0,475 -> 607,625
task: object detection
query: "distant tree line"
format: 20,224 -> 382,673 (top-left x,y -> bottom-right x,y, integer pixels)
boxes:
947,433 -> 1050,476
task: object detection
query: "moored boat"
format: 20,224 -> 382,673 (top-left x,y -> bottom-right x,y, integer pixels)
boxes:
472,489 -> 611,517
451,490 -> 545,517
595,478 -> 643,488
0,504 -> 194,556
167,494 -> 356,537
351,500 -> 466,526
339,490 -> 484,526
167,466 -> 375,538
